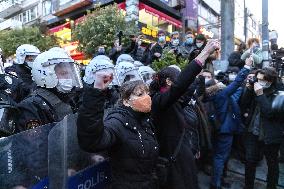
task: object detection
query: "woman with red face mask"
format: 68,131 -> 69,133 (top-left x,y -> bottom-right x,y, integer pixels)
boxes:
77,40 -> 219,189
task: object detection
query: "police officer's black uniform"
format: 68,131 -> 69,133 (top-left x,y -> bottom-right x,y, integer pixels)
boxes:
5,63 -> 36,96
16,87 -> 76,132
0,73 -> 29,103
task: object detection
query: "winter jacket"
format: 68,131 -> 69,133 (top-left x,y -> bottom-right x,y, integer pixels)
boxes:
148,42 -> 168,64
77,89 -> 159,189
151,60 -> 202,189
205,67 -> 250,134
240,83 -> 284,144
228,51 -> 245,69
241,48 -> 263,68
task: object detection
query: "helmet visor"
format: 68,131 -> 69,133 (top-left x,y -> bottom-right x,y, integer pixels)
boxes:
55,62 -> 83,89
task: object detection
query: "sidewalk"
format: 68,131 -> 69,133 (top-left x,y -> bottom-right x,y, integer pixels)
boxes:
198,158 -> 284,189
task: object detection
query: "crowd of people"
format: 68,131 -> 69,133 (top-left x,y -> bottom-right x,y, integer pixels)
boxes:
0,29 -> 284,189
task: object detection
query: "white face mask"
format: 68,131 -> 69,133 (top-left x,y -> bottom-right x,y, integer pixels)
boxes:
56,79 -> 73,93
258,81 -> 271,89
196,42 -> 204,48
172,39 -> 179,46
25,61 -> 33,69
138,40 -> 142,46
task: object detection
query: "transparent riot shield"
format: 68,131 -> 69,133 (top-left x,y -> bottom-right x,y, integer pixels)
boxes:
48,114 -> 111,189
0,123 -> 56,189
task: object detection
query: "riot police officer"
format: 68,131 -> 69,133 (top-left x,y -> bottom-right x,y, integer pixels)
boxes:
16,48 -> 82,132
5,44 -> 40,97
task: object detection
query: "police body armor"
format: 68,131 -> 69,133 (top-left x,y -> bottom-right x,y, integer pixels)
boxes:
33,88 -> 73,122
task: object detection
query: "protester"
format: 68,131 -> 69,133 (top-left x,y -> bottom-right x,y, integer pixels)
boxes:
204,56 -> 253,189
150,40 -> 220,189
146,30 -> 168,65
240,67 -> 284,189
181,31 -> 196,59
228,43 -> 246,69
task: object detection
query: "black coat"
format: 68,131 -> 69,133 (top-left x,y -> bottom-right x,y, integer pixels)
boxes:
77,89 -> 159,189
228,51 -> 245,69
240,84 -> 284,144
5,64 -> 36,99
151,60 -> 202,189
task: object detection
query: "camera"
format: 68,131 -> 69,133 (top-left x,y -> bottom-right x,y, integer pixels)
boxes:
248,76 -> 258,85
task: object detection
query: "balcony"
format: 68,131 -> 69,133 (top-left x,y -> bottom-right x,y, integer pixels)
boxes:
0,0 -> 24,19
0,18 -> 22,30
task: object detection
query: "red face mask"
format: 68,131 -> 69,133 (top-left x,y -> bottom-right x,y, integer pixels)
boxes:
130,95 -> 152,113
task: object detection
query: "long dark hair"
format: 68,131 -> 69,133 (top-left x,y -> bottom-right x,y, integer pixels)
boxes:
150,67 -> 180,94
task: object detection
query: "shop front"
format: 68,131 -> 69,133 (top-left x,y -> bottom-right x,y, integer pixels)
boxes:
119,2 -> 182,43
49,22 -> 89,64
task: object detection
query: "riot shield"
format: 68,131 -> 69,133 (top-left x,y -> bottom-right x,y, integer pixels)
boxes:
0,123 -> 56,189
48,114 -> 111,189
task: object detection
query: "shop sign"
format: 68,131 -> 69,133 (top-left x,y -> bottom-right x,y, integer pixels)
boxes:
141,26 -> 170,41
199,27 -> 214,38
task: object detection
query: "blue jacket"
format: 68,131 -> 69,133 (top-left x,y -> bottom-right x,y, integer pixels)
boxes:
207,67 -> 250,134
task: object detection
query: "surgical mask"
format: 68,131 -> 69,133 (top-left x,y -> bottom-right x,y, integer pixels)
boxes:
138,40 -> 142,46
229,74 -> 237,81
130,95 -> 152,113
258,81 -> 271,89
172,39 -> 179,46
196,42 -> 204,48
185,38 -> 193,45
25,61 -> 33,69
158,36 -> 166,43
56,79 -> 73,93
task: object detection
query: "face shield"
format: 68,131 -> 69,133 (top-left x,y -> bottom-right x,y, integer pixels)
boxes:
121,69 -> 142,84
141,73 -> 154,85
54,62 -> 83,93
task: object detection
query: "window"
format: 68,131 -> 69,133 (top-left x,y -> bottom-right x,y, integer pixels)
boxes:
30,6 -> 38,20
22,11 -> 27,23
43,0 -> 52,16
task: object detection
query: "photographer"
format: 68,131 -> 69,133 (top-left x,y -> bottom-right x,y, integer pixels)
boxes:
240,67 -> 284,189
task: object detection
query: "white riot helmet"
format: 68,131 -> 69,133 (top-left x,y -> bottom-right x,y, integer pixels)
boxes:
138,66 -> 156,85
83,57 -> 114,85
115,61 -> 142,85
32,50 -> 82,93
15,44 -> 40,68
134,61 -> 144,67
116,54 -> 134,65
93,55 -> 111,62
49,47 -> 71,57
